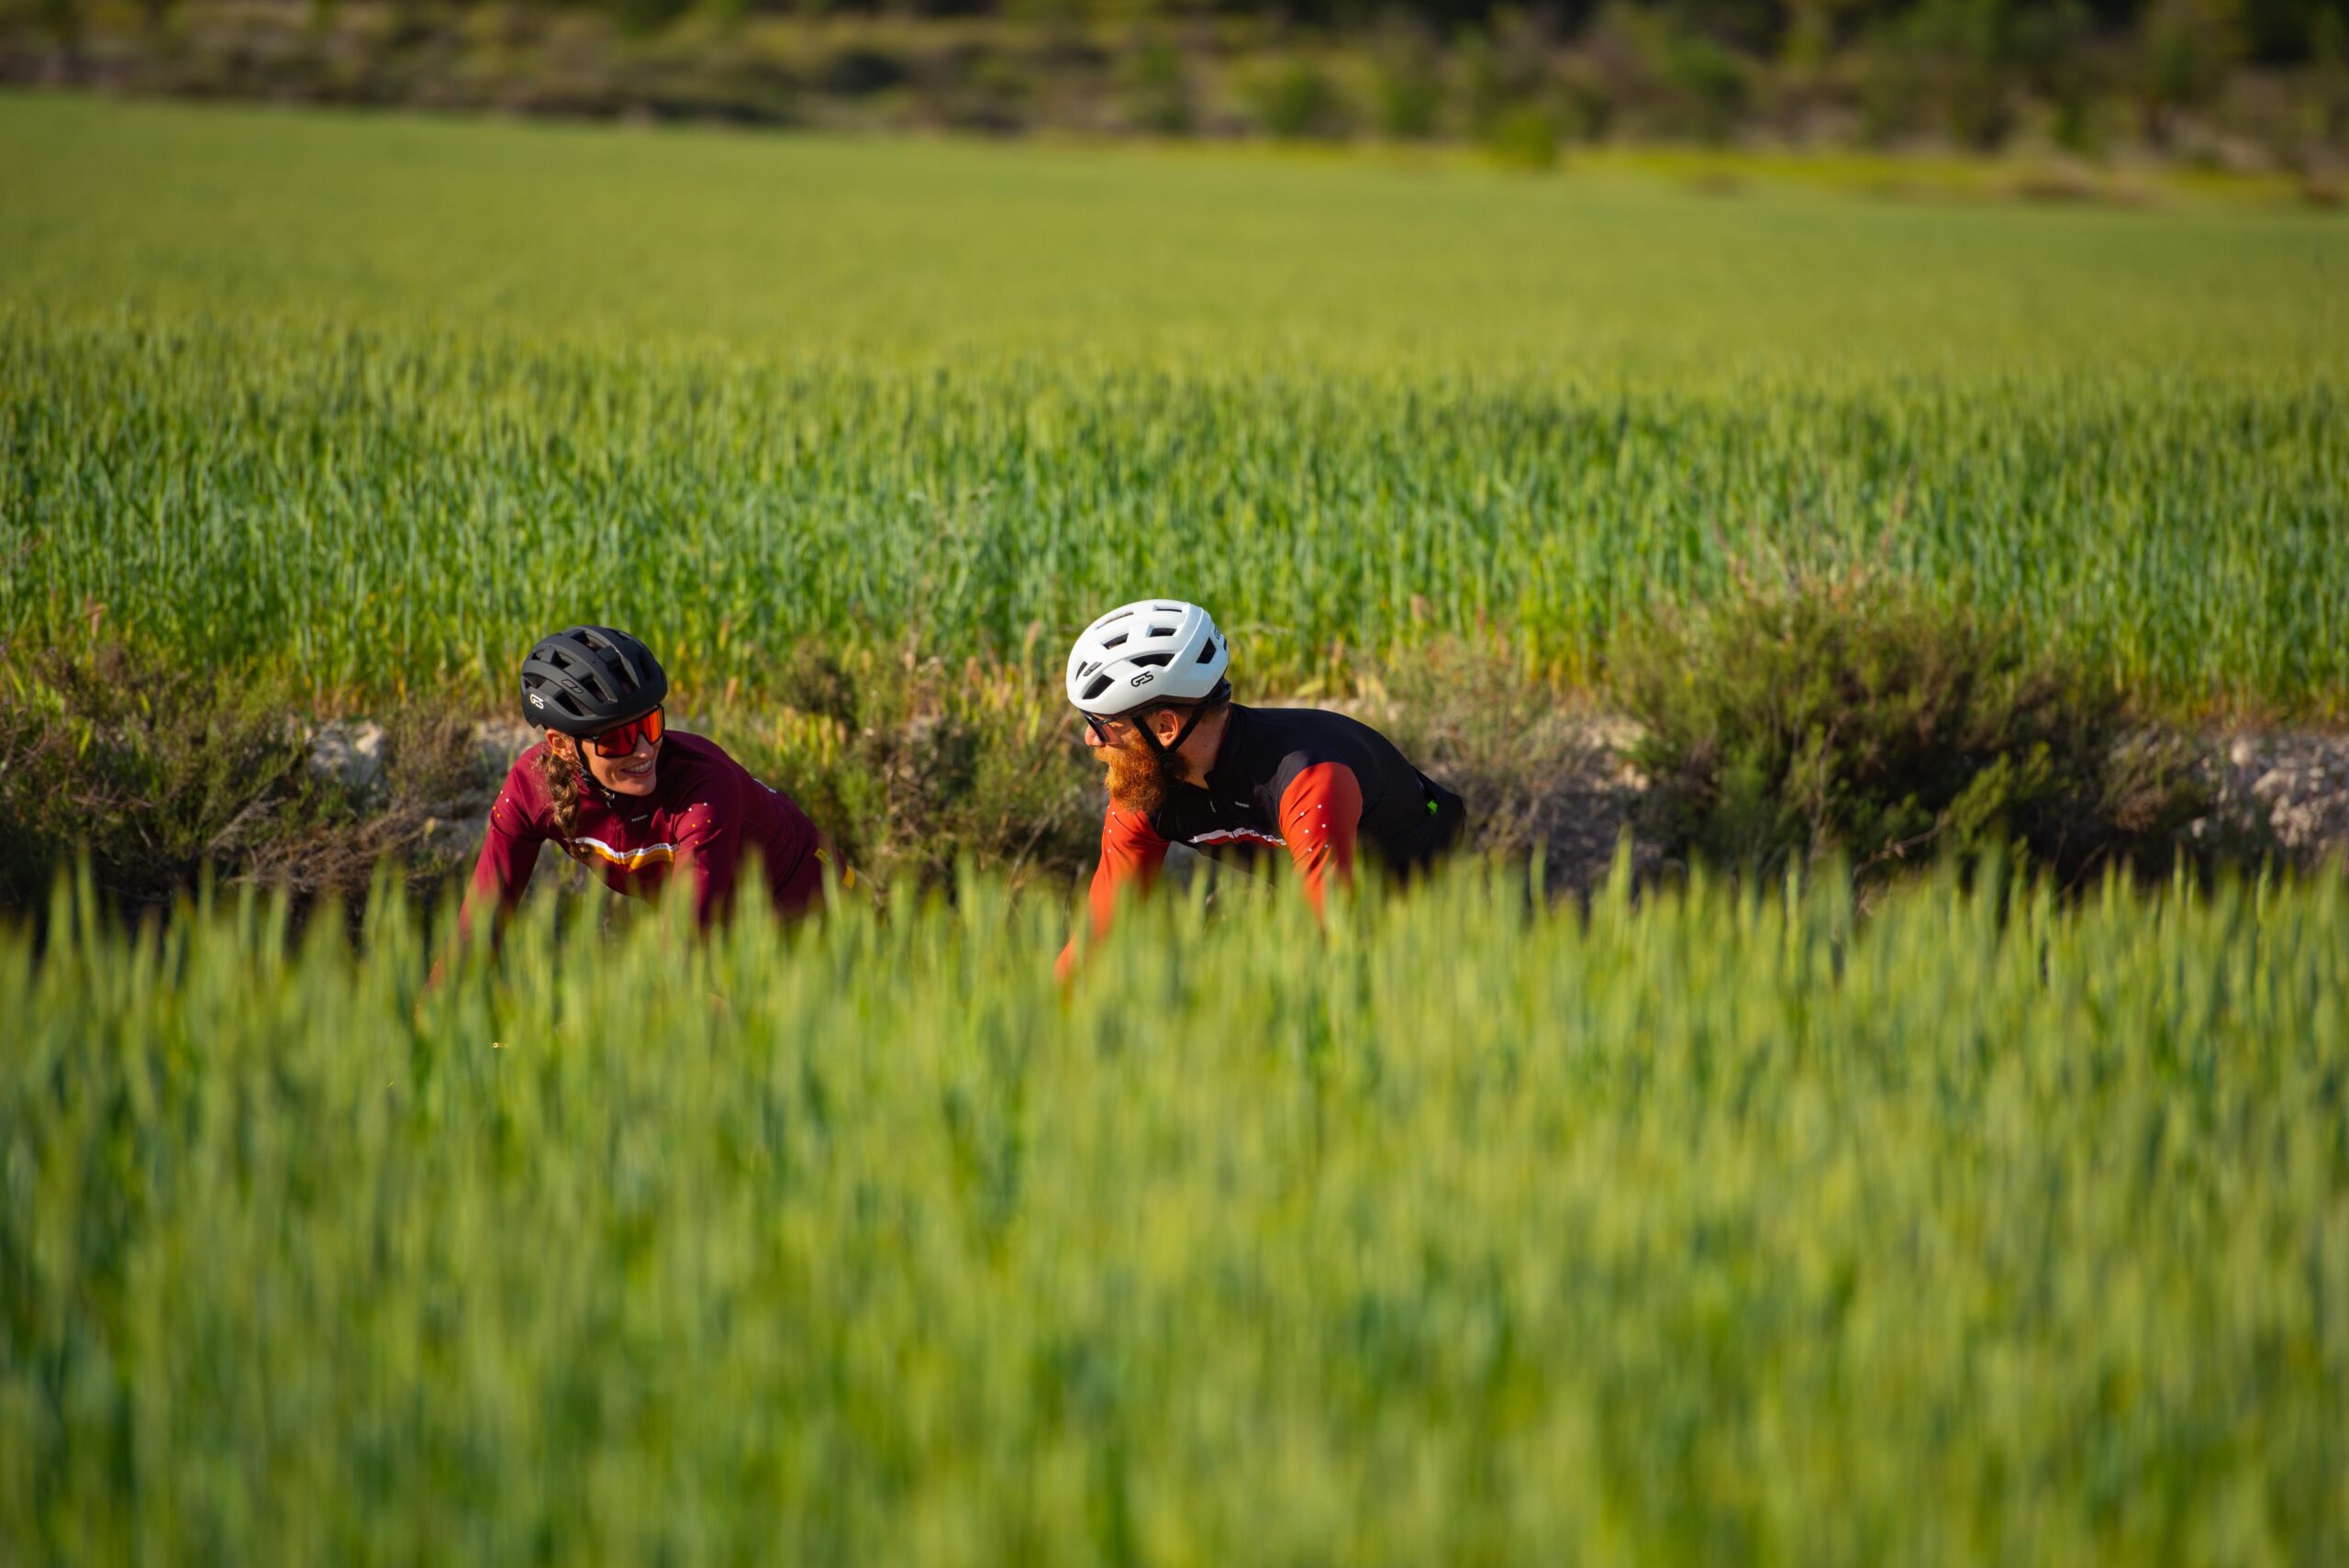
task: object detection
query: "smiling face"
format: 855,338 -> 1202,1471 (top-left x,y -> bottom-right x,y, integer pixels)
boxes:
551,705 -> 663,798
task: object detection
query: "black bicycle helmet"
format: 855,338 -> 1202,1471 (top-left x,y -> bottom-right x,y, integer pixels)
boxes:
519,626 -> 668,735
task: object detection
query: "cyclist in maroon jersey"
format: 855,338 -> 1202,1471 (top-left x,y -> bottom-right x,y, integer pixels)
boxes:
462,626 -> 846,937
1056,599 -> 1465,980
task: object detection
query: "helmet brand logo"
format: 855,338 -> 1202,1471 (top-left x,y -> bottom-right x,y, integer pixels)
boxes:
1130,672 -> 1154,686
528,692 -> 545,708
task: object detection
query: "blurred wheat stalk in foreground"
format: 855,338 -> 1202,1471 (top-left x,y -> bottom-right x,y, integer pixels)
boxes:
4,859 -> 2343,1565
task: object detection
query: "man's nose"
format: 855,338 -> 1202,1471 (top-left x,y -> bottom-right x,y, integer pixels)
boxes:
1080,723 -> 1106,750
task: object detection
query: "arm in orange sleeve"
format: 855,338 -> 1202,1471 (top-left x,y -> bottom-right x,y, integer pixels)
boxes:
1056,805 -> 1172,983
1278,762 -> 1363,918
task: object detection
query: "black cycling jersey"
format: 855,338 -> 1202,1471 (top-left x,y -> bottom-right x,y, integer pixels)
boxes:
1143,704 -> 1465,873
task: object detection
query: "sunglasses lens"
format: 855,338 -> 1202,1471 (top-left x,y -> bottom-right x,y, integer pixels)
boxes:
590,707 -> 662,758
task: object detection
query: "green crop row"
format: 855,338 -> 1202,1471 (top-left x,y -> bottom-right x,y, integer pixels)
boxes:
6,320 -> 2344,712
5,862 -> 2344,1564
5,97 -> 2347,714
6,98 -> 2349,714
8,96 -> 2343,380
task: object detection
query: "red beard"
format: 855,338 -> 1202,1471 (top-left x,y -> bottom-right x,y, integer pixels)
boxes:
1100,730 -> 1174,817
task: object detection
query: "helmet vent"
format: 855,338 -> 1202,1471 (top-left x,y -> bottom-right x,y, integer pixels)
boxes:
520,626 -> 668,737
1063,599 -> 1229,719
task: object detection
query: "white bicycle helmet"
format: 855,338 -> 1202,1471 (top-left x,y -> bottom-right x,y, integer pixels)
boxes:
1065,599 -> 1231,717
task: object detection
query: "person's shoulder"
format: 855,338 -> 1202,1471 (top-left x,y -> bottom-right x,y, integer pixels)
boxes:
658,729 -> 732,772
1241,704 -> 1377,735
650,728 -> 757,784
1241,706 -> 1383,764
1106,801 -> 1172,845
656,731 -> 753,824
491,741 -> 554,823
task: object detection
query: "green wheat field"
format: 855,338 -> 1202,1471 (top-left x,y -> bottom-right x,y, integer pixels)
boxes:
3,92 -> 2347,1564
3,93 -> 2345,706
9,865 -> 2348,1564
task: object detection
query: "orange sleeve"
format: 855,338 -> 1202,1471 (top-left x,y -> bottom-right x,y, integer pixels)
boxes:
1279,762 -> 1363,917
1056,806 -> 1172,983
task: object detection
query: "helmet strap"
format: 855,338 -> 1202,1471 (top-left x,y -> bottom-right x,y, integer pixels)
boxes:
559,734 -> 620,806
1135,679 -> 1230,763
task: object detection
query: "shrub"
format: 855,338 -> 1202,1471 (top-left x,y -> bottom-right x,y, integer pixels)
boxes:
1857,20 -> 1930,142
1610,569 -> 2213,883
1482,104 -> 1559,167
751,643 -> 1100,900
0,632 -> 332,911
817,44 -> 907,98
1369,18 -> 1444,140
1657,26 -> 1748,142
1247,57 -> 1353,140
2137,0 -> 2241,144
2011,0 -> 2101,153
1380,637 -> 1602,857
1117,37 -> 1194,135
1456,17 -> 1551,138
0,634 -> 507,916
1906,0 -> 2018,150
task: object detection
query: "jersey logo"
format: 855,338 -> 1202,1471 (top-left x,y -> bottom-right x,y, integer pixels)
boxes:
1188,827 -> 1286,850
562,836 -> 676,872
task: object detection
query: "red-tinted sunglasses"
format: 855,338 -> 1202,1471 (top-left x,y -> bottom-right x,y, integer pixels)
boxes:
585,706 -> 664,759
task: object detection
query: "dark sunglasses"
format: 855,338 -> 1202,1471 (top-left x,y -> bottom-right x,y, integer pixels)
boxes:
1081,709 -> 1131,743
585,706 -> 664,759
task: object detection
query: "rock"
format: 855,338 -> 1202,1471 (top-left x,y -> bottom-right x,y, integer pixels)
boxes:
307,720 -> 387,804
470,718 -> 539,784
2207,730 -> 2349,864
416,810 -> 490,867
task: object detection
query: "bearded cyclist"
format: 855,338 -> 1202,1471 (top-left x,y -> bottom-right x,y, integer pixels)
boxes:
462,626 -> 846,936
1057,599 -> 1465,979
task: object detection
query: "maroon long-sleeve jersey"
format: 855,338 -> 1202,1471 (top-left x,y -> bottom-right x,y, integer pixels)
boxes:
467,730 -> 835,930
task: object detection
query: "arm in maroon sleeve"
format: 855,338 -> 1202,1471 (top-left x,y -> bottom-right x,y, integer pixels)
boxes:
462,755 -> 551,940
1056,805 -> 1173,983
675,774 -> 748,929
768,829 -> 847,919
1278,761 -> 1363,917
751,780 -> 841,923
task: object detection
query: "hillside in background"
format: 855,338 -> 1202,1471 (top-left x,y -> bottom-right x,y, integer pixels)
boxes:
5,0 -> 2347,179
